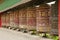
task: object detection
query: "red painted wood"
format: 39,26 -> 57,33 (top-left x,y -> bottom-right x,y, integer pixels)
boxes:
58,0 -> 60,40
0,13 -> 1,27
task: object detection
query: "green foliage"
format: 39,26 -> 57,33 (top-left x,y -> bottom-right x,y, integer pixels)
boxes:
52,36 -> 58,40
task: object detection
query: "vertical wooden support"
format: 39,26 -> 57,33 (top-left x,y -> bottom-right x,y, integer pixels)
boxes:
58,0 -> 60,39
0,13 -> 1,27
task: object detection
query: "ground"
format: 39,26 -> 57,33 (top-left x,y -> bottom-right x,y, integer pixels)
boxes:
0,28 -> 52,40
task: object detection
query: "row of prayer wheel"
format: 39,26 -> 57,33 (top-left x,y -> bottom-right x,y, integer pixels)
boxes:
1,4 -> 51,33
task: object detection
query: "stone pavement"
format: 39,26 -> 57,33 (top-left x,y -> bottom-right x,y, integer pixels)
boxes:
0,28 -> 53,40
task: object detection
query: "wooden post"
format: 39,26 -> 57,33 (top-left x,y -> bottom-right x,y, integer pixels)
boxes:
58,0 -> 60,40
0,13 -> 1,27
